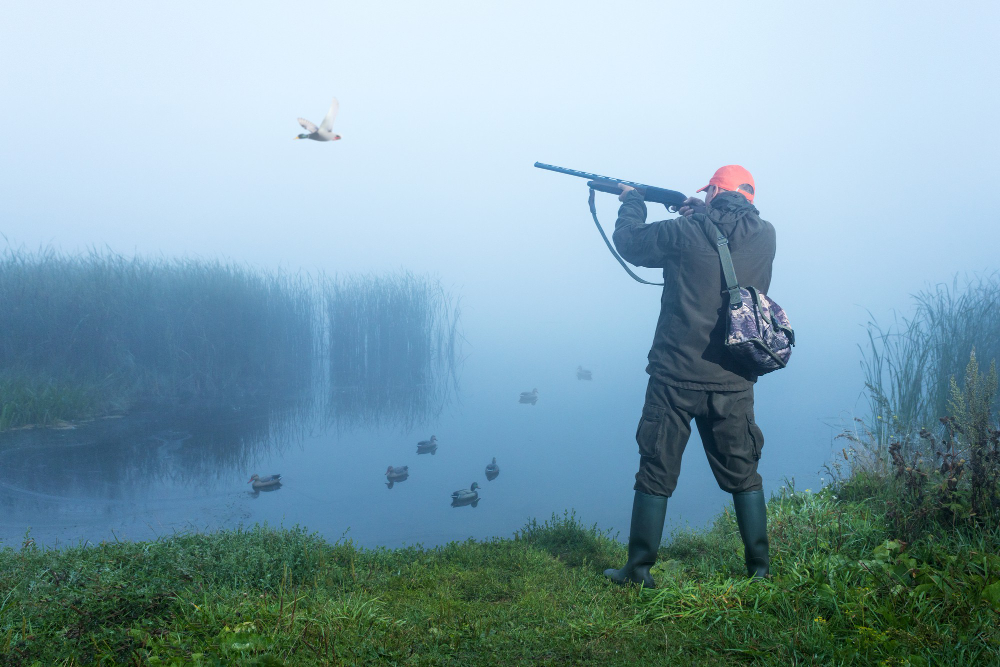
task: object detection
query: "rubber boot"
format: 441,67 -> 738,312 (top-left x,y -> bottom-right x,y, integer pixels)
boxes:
733,490 -> 769,578
604,490 -> 668,589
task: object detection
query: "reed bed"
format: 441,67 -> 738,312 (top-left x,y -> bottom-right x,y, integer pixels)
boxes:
0,246 -> 460,436
323,271 -> 460,429
861,272 -> 1000,451
0,248 -> 314,428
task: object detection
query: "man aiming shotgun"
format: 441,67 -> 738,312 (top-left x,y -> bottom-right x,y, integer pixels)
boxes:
602,165 -> 775,587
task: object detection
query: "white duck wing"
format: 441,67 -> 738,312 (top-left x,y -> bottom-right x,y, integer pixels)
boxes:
319,98 -> 339,132
298,118 -> 318,133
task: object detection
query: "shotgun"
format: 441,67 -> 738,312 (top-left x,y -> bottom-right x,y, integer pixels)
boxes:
533,162 -> 687,211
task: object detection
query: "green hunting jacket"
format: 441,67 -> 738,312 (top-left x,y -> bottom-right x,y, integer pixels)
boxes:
612,190 -> 776,391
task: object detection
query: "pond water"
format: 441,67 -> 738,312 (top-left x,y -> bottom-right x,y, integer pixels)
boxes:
0,341 -> 834,551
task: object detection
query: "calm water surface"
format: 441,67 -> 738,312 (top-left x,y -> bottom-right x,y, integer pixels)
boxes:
0,345 -> 831,550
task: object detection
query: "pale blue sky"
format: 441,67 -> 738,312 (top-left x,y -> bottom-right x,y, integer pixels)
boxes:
2,0 -> 999,467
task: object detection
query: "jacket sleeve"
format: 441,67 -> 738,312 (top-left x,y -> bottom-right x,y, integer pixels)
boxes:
611,189 -> 685,269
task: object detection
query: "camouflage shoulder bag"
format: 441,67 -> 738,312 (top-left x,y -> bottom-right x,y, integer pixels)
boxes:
711,224 -> 795,375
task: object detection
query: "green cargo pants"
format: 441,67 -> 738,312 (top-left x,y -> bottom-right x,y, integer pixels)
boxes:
633,378 -> 764,497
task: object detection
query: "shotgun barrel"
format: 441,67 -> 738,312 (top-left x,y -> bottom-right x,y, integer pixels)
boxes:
533,162 -> 687,210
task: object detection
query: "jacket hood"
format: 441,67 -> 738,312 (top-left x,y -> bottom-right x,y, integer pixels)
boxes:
707,191 -> 759,226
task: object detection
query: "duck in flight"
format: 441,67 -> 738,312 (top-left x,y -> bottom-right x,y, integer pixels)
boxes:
295,98 -> 341,142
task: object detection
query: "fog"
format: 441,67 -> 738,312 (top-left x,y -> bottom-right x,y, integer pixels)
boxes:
1,1 -> 998,547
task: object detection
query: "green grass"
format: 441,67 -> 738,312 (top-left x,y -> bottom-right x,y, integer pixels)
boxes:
0,374 -> 111,431
2,476 -> 997,666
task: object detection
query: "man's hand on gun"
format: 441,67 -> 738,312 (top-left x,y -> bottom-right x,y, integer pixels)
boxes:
618,183 -> 706,216
678,197 -> 706,216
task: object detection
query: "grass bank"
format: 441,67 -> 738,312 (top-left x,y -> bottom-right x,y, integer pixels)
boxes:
2,474 -> 997,666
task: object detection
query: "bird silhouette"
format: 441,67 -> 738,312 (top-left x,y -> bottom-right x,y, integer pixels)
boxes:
295,98 -> 341,141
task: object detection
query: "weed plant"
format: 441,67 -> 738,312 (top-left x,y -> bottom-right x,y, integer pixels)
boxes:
858,351 -> 1000,543
862,272 -> 1000,452
0,248 -> 314,429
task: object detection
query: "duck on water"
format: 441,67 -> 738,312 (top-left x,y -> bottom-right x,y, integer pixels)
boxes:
451,482 -> 480,507
248,474 -> 281,489
416,435 -> 438,454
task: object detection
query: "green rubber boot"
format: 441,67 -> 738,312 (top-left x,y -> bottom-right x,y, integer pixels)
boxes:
604,490 -> 668,589
733,490 -> 769,578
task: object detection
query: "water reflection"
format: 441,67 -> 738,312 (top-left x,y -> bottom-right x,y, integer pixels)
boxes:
249,484 -> 283,499
0,397 -> 310,534
324,273 -> 460,431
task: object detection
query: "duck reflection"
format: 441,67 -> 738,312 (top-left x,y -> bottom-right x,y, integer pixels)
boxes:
249,482 -> 283,498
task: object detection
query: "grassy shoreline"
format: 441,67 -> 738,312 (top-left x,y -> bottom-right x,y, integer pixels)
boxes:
2,475 -> 997,666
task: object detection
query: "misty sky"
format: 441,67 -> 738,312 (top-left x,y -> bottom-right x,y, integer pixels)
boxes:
3,1 -> 999,491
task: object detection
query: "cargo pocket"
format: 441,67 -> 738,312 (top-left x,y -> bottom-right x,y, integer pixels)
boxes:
636,403 -> 666,459
747,413 -> 764,461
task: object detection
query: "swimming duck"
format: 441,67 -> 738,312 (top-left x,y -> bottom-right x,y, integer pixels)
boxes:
385,465 -> 409,481
248,473 -> 281,489
519,388 -> 538,404
451,482 -> 480,501
576,366 -> 593,380
485,457 -> 500,480
416,435 -> 438,453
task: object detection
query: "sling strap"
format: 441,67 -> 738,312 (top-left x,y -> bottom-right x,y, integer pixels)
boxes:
587,188 -> 664,286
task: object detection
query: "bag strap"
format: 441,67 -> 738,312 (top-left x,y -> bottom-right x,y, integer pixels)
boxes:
711,223 -> 743,308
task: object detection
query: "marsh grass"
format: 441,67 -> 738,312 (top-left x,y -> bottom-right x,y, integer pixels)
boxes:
862,273 -> 1000,453
0,248 -> 315,428
3,480 -> 998,666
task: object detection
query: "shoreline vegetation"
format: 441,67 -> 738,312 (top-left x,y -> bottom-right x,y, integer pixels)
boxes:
1,473 -> 997,665
0,248 -> 458,431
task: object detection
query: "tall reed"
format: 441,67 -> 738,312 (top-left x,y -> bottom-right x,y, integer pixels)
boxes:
0,248 -> 315,427
861,273 -> 1000,453
323,272 -> 460,429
